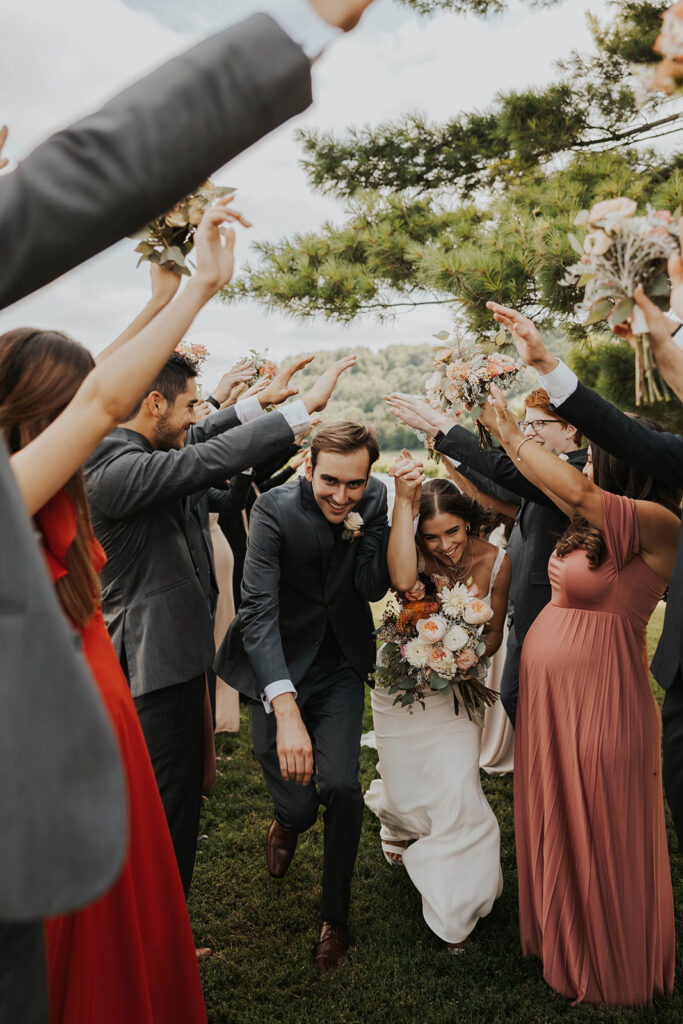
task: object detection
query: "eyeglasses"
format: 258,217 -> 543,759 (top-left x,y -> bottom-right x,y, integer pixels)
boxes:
517,419 -> 558,433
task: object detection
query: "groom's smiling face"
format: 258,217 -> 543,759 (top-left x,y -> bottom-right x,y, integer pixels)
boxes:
306,449 -> 371,524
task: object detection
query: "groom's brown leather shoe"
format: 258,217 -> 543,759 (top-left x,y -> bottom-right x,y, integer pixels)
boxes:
314,921 -> 351,974
266,818 -> 298,878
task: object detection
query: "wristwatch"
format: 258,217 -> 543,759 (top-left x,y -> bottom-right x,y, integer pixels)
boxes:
206,394 -> 220,409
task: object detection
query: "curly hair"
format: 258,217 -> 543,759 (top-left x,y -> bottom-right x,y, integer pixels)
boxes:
555,414 -> 682,569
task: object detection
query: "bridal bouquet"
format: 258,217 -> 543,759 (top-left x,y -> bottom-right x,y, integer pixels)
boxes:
372,573 -> 499,717
245,350 -> 279,389
131,181 -> 235,276
175,340 -> 209,372
424,326 -> 522,448
561,198 -> 678,404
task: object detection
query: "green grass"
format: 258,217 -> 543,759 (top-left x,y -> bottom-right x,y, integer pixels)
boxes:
190,606 -> 683,1023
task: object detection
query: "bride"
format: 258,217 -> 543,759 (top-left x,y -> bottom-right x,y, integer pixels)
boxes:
365,455 -> 511,951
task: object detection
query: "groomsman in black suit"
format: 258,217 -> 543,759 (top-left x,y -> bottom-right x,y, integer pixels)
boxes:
486,298 -> 683,854
216,422 -> 390,972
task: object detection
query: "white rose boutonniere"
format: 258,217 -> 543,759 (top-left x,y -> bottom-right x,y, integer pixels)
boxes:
342,511 -> 364,541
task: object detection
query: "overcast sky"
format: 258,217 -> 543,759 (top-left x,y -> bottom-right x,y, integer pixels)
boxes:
0,0 -> 617,389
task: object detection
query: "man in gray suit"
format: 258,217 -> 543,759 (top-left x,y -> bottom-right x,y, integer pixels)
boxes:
1,0 -> 375,1013
216,422 -> 390,972
85,353 -> 353,892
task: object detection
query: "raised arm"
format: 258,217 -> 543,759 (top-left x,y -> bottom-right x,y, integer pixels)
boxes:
353,482 -> 391,602
12,203 -> 243,515
387,458 -> 426,593
95,265 -> 182,364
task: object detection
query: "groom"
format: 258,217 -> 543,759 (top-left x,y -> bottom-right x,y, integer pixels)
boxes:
216,421 -> 390,971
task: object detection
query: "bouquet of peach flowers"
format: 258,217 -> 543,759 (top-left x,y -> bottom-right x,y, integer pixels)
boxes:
561,197 -> 678,405
372,572 -> 498,717
131,181 -> 235,277
424,326 -> 522,448
245,350 -> 279,390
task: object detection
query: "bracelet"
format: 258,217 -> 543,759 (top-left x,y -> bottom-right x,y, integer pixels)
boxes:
206,394 -> 220,410
516,436 -> 534,462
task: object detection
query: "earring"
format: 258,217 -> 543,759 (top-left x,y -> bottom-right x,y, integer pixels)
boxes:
465,525 -> 470,533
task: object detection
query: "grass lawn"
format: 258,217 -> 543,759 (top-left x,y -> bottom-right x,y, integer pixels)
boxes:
190,605 -> 683,1023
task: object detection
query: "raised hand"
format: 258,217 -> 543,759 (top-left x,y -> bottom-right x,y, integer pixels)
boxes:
384,392 -> 453,437
150,263 -> 181,307
486,302 -> 556,373
258,355 -> 315,408
487,385 -> 519,445
475,397 -> 501,441
302,355 -> 356,414
308,0 -> 375,30
192,197 -> 251,295
211,357 -> 257,404
390,453 -> 425,508
0,125 -> 8,171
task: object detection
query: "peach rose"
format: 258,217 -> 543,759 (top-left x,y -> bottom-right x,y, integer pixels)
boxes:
428,646 -> 455,673
655,209 -> 674,223
588,198 -> 637,224
434,347 -> 456,363
446,360 -> 470,381
403,580 -> 426,602
463,598 -> 494,625
415,614 -> 448,644
455,649 -> 479,671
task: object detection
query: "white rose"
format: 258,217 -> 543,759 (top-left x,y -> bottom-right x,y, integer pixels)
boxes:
343,511 -> 364,532
443,624 -> 469,652
403,638 -> 433,669
415,614 -> 448,644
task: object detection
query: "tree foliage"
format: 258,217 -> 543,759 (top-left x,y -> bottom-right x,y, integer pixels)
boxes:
224,0 -> 683,412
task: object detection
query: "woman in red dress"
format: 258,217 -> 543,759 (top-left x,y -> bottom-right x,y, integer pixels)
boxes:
0,200 -> 244,1023
485,385 -> 679,1006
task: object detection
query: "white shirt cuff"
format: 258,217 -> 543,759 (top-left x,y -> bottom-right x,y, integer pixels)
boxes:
235,394 -> 265,424
442,453 -> 461,470
280,399 -> 310,436
537,359 -> 579,407
264,0 -> 342,61
261,679 -> 297,714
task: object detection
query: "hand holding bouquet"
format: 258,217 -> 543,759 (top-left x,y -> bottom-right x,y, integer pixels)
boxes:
131,182 -> 245,277
423,325 -> 522,448
561,197 -> 679,404
372,574 -> 499,718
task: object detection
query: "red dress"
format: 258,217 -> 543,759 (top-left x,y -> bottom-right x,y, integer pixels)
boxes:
516,491 -> 675,1006
40,491 -> 207,1024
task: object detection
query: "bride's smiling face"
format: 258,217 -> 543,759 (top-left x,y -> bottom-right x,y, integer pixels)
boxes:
420,511 -> 469,564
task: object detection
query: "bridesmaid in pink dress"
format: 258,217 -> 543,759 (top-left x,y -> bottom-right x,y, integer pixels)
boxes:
485,387 -> 680,1007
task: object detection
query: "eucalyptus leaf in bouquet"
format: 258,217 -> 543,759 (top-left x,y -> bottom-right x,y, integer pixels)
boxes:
131,182 -> 236,277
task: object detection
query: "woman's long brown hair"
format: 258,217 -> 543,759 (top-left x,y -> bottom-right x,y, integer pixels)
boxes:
0,328 -> 100,626
416,478 -> 497,582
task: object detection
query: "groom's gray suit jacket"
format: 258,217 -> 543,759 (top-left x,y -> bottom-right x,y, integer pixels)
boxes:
85,407 -> 295,697
215,475 -> 391,702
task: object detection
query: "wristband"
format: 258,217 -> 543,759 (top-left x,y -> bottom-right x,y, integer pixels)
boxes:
516,436 -> 534,461
206,394 -> 220,410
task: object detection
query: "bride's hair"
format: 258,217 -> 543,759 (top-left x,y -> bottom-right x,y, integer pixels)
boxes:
416,479 -> 496,580
556,414 -> 682,569
0,327 -> 101,625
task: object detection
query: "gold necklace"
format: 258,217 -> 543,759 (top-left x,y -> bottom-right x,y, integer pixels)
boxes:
450,537 -> 473,582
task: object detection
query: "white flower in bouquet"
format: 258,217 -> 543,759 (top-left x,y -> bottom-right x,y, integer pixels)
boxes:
415,614 -> 448,644
403,638 -> 434,669
439,583 -> 471,618
443,623 -> 469,652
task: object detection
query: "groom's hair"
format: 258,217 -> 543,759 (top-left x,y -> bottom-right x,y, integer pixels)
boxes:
310,421 -> 379,471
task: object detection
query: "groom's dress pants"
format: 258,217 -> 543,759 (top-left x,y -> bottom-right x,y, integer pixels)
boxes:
250,660 -> 365,925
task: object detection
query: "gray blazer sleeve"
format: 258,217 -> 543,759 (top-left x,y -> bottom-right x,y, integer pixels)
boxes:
0,14 -> 312,310
239,497 -> 290,686
354,488 -> 391,602
89,413 -> 293,517
187,407 -> 240,444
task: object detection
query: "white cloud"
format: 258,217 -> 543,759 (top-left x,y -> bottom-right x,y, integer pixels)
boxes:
0,0 -> 620,369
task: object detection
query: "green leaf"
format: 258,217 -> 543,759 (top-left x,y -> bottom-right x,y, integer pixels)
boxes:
576,273 -> 595,288
164,245 -> 186,266
134,241 -> 155,255
567,232 -> 584,256
432,330 -> 450,341
584,299 -> 613,325
494,327 -> 507,347
608,297 -> 634,325
648,273 -> 670,297
475,640 -> 486,656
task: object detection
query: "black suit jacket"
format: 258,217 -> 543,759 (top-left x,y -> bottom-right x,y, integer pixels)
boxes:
85,409 -> 294,696
556,381 -> 683,690
436,424 -> 587,638
215,475 -> 391,701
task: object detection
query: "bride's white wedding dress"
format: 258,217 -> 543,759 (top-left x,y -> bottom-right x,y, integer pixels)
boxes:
364,549 -> 505,944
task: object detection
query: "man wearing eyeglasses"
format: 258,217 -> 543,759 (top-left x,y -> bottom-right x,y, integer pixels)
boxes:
384,386 -> 585,728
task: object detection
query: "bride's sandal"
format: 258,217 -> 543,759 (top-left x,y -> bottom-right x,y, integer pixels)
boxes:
382,840 -> 410,866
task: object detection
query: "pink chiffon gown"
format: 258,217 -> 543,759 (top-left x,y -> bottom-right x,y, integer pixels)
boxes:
515,490 -> 675,1006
